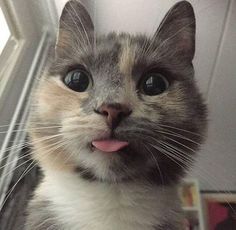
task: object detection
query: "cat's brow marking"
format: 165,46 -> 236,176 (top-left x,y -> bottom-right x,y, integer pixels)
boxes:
119,38 -> 136,76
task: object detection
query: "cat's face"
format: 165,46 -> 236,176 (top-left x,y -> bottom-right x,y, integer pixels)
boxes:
30,0 -> 207,184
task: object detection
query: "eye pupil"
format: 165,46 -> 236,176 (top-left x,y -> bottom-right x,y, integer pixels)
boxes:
64,69 -> 91,92
142,73 -> 169,96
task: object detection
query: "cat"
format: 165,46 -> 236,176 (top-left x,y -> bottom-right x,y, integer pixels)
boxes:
25,0 -> 207,229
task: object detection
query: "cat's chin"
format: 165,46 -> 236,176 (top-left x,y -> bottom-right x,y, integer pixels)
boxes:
73,141 -> 152,183
72,133 -> 187,185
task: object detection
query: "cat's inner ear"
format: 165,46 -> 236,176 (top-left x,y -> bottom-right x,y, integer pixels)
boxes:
56,0 -> 94,56
153,1 -> 196,62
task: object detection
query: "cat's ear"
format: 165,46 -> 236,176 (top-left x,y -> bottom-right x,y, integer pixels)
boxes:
56,0 -> 94,56
154,1 -> 195,62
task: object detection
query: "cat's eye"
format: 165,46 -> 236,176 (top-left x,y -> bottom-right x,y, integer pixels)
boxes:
63,69 -> 92,92
140,73 -> 169,96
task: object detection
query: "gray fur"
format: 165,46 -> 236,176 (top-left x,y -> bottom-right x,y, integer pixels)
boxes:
25,199 -> 62,230
26,1 -> 207,229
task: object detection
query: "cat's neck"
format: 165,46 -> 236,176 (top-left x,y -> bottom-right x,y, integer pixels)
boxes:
37,170 -> 182,230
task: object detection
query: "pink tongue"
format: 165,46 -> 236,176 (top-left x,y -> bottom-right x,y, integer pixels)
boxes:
92,140 -> 129,153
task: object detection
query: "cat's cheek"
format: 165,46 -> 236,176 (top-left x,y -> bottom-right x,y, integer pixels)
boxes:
75,149 -> 122,181
35,77 -> 89,120
130,97 -> 162,123
139,87 -> 189,123
36,98 -> 57,119
32,142 -> 77,173
35,78 -> 63,119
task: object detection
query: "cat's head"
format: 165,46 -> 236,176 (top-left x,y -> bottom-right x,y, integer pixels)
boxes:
30,0 -> 207,185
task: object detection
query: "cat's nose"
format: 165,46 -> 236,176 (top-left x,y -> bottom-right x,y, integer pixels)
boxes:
95,103 -> 132,129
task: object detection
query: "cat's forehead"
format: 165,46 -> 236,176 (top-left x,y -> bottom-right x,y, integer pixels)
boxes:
84,33 -> 150,76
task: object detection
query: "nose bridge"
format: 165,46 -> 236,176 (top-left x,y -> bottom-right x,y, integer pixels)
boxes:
95,83 -> 123,107
93,66 -> 134,109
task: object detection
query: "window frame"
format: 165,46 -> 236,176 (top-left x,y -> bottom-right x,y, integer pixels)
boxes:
0,0 -> 57,209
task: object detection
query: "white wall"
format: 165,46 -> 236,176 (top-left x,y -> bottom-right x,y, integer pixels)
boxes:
55,0 -> 236,191
191,0 -> 236,191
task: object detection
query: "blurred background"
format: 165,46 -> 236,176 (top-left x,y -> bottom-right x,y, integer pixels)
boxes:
0,0 -> 235,229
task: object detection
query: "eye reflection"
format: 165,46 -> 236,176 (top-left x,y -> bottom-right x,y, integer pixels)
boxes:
141,73 -> 169,96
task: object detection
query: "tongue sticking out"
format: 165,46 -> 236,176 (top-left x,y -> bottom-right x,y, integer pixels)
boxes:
92,140 -> 129,153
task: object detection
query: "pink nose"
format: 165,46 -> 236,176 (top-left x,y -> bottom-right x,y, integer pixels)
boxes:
97,103 -> 132,129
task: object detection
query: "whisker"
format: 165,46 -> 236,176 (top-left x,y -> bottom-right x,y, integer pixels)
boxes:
153,140 -> 236,214
0,121 -> 61,128
61,20 -> 87,54
69,1 -> 92,49
144,144 -> 165,187
158,124 -> 204,137
0,133 -> 63,158
149,143 -> 186,169
160,135 -> 198,153
0,133 -> 63,169
0,152 -> 32,170
0,139 -> 63,180
0,125 -> 62,134
155,130 -> 201,146
0,139 -> 67,210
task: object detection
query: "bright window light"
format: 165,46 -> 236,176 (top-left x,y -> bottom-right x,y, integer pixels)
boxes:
0,7 -> 10,55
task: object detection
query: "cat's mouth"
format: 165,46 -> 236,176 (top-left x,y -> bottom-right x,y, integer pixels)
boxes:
91,139 -> 129,153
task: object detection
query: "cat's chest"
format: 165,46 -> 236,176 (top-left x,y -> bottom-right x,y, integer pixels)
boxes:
39,172 -> 181,230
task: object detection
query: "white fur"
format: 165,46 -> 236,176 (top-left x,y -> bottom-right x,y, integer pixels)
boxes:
37,170 -> 182,230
